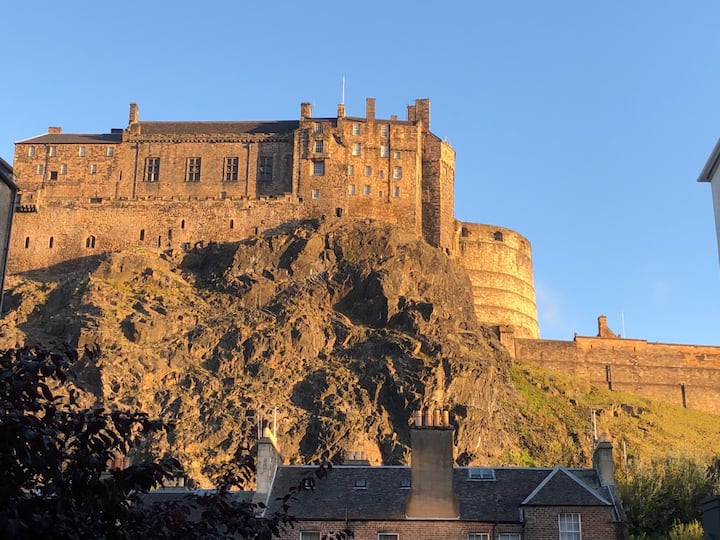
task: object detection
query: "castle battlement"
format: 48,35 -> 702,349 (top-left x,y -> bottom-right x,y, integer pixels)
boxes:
8,97 -> 539,338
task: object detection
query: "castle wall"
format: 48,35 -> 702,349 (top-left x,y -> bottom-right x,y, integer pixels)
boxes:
7,196 -> 311,273
515,336 -> 720,415
455,222 -> 539,338
422,135 -> 456,251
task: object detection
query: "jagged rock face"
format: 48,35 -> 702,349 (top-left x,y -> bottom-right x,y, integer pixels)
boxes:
1,219 -> 519,486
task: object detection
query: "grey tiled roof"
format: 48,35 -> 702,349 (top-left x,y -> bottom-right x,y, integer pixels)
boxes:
137,120 -> 299,136
16,133 -> 123,144
0,157 -> 17,190
264,466 -> 612,523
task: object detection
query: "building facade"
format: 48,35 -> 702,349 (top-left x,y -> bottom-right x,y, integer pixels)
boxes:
259,414 -> 626,540
9,98 -> 539,338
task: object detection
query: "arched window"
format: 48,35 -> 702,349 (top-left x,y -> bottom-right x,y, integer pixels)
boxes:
86,236 -> 96,249
181,219 -> 185,229
229,219 -> 234,229
48,237 -> 54,249
493,231 -> 504,242
24,237 -> 30,249
139,229 -> 145,241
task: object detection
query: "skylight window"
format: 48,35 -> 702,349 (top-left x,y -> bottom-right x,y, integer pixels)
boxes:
468,467 -> 495,480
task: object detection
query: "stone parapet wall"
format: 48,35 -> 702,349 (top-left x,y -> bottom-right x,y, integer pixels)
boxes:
515,335 -> 720,415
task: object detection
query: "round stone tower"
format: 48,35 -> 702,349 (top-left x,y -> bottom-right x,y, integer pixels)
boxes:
454,221 -> 539,338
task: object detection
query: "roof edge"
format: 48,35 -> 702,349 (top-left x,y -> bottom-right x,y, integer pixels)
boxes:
698,138 -> 720,182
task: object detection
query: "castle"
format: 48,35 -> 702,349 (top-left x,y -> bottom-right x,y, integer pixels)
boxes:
8,97 -> 539,338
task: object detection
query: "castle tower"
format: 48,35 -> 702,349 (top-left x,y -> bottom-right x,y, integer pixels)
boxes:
455,222 -> 539,338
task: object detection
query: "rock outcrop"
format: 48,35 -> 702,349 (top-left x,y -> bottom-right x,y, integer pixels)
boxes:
1,219 -> 521,485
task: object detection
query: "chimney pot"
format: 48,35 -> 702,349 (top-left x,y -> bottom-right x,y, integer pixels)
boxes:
414,410 -> 422,427
433,409 -> 441,427
424,409 -> 433,427
442,410 -> 450,426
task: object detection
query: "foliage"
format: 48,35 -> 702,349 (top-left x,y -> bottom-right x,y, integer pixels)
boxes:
619,456 -> 720,540
668,520 -> 704,540
0,345 -> 298,539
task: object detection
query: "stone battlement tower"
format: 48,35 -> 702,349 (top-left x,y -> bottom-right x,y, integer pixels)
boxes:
8,97 -> 538,338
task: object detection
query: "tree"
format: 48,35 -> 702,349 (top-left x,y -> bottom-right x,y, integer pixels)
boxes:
0,345 -> 298,539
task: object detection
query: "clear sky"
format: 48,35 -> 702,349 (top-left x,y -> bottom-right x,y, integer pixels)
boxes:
3,1 -> 719,345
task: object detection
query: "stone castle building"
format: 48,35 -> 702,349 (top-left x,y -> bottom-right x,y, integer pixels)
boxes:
8,97 -> 539,338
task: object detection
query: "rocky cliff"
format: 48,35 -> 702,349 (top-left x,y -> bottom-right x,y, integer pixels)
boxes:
1,219 -> 526,485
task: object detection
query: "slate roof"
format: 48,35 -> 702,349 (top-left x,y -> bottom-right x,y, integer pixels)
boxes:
264,465 -> 614,523
0,157 -> 17,191
136,120 -> 300,136
16,133 -> 123,145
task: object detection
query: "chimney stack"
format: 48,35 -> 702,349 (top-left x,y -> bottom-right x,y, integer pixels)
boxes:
253,427 -> 283,506
597,315 -> 618,338
48,127 -> 62,134
128,103 -> 139,125
366,97 -> 376,123
592,434 -> 615,486
415,99 -> 430,131
337,103 -> 346,118
406,409 -> 459,519
300,102 -> 312,121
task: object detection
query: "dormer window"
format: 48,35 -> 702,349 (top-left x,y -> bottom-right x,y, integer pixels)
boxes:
400,478 -> 411,488
468,467 -> 495,480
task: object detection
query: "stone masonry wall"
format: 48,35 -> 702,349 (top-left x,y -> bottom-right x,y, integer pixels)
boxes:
456,222 -> 539,338
514,335 -> 720,415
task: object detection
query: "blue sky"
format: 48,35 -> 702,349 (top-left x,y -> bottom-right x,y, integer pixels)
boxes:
3,1 -> 719,345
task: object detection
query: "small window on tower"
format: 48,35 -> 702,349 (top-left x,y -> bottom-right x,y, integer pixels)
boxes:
78,147 -> 86,157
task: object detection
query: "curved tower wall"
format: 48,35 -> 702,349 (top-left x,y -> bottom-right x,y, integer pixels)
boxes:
455,221 -> 539,338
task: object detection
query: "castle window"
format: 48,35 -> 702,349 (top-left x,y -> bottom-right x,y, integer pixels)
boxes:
229,219 -> 234,229
181,220 -> 185,229
50,171 -> 58,181
28,146 -> 35,157
558,513 -> 581,540
351,143 -> 361,156
186,158 -> 201,182
393,186 -> 400,197
380,145 -> 389,157
380,124 -> 389,137
461,227 -> 469,237
24,237 -> 30,248
335,207 -> 343,217
378,190 -> 383,198
106,147 -> 114,157
393,166 -> 402,179
363,185 -> 371,196
60,164 -> 67,175
258,156 -> 273,182
48,237 -> 54,249
364,165 -> 372,176
85,235 -> 96,249
393,151 -> 401,159
48,146 -> 57,157
313,122 -> 322,134
312,161 -> 325,176
493,231 -> 504,242
36,164 -> 44,175
312,189 -> 320,199
139,229 -> 145,241
157,236 -> 162,248
90,164 -> 98,175
78,147 -> 86,157
347,164 -> 355,176
352,123 -> 361,136
144,158 -> 160,182
314,140 -> 324,153
224,157 -> 239,182
378,170 -> 384,179
348,184 -> 356,195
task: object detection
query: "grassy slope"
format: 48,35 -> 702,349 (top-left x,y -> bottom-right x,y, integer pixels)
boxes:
511,359 -> 720,472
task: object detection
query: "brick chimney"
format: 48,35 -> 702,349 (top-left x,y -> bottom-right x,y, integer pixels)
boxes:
406,409 -> 459,519
366,97 -> 376,124
701,495 -> 720,540
337,103 -> 346,118
592,434 -> 615,486
597,315 -> 618,338
415,98 -> 430,131
253,427 -> 283,506
48,127 -> 62,134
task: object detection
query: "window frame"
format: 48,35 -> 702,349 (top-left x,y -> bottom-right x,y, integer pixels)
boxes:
186,157 -> 202,182
106,146 -> 114,157
258,156 -> 273,182
60,164 -> 67,175
78,146 -> 86,157
380,124 -> 389,137
378,534 -> 398,540
312,161 -> 325,176
311,189 -> 320,199
380,145 -> 389,157
393,186 -> 400,198
393,166 -> 403,180
363,184 -> 371,196
48,146 -> 57,157
364,165 -> 372,177
468,467 -> 495,480
559,513 -> 582,540
497,534 -> 520,540
28,146 -> 36,157
348,184 -> 356,195
352,123 -> 361,135
467,534 -> 490,540
144,157 -> 160,183
299,532 -> 321,540
352,142 -> 361,156
224,157 -> 239,182
347,164 -> 355,176
314,140 -> 324,153
90,164 -> 98,175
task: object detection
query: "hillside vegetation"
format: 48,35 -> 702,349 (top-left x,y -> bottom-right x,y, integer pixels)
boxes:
1,218 -> 718,486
